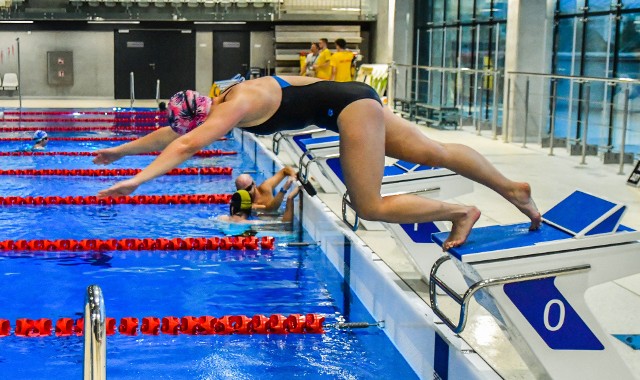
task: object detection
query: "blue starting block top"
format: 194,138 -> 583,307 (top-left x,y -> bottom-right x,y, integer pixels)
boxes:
431,190 -> 637,263
295,135 -> 340,151
325,157 -> 436,182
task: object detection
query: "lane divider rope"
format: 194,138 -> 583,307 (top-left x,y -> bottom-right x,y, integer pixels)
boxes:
0,193 -> 232,206
0,313 -> 324,337
0,126 -> 158,132
0,236 -> 275,252
0,137 -> 228,142
1,117 -> 166,123
0,149 -> 237,157
0,167 -> 233,176
3,110 -> 164,116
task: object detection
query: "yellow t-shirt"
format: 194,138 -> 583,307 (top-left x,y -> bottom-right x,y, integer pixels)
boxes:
330,51 -> 355,82
315,49 -> 332,80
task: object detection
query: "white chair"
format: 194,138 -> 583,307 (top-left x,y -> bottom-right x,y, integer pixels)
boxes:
2,73 -> 18,91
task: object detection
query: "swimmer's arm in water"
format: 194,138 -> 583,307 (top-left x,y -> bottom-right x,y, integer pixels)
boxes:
93,127 -> 179,165
97,99 -> 251,197
260,167 -> 297,211
282,184 -> 301,223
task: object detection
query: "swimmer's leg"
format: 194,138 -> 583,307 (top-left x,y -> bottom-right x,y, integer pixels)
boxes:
381,107 -> 541,230
337,99 -> 481,249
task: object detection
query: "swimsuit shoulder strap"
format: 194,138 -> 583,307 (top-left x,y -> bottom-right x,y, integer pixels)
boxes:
272,76 -> 291,88
220,82 -> 242,101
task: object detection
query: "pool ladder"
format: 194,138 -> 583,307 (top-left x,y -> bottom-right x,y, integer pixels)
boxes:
83,285 -> 106,380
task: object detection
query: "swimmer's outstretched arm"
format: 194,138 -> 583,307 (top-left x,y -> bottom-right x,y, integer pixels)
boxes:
97,100 -> 250,197
282,184 -> 301,223
93,127 -> 179,165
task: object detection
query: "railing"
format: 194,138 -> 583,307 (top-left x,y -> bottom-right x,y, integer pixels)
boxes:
83,285 -> 106,380
505,71 -> 639,173
390,63 -> 503,138
388,64 -> 639,173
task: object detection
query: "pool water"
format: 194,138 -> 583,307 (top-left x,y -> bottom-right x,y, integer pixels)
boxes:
0,110 -> 417,379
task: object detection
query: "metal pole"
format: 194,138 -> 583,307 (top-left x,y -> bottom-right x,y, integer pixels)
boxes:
476,74 -> 483,135
618,85 -> 630,175
129,72 -> 135,108
155,79 -> 160,105
16,37 -> 22,112
504,76 -> 511,143
549,79 -> 558,156
491,72 -> 499,140
387,62 -> 395,110
580,82 -> 590,165
83,285 -> 106,380
523,76 -> 530,148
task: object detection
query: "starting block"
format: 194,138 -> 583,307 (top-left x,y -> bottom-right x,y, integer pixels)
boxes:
429,190 -> 640,379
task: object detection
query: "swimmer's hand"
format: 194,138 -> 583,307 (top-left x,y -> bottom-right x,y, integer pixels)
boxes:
93,148 -> 124,165
97,178 -> 140,197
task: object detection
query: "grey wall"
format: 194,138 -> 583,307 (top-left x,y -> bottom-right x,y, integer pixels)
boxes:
0,31 -> 114,98
250,31 -> 275,73
0,30 -> 228,99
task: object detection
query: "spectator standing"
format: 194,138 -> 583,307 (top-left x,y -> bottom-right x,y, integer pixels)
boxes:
300,42 -> 320,77
330,38 -> 355,82
313,38 -> 332,80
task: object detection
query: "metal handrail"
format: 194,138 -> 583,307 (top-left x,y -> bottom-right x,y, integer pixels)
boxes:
83,285 -> 106,380
507,70 -> 640,86
299,152 -> 339,184
394,63 -> 502,76
429,256 -> 591,334
271,128 -> 326,155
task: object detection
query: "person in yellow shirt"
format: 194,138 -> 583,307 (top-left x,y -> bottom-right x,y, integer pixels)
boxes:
313,38 -> 332,80
330,38 -> 355,82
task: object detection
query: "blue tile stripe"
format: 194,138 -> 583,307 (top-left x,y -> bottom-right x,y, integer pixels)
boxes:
434,332 -> 449,380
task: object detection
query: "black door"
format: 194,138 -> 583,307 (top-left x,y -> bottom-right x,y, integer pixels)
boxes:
114,30 -> 196,99
212,31 -> 250,82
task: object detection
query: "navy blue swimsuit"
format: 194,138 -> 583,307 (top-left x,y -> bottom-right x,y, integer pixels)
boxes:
241,76 -> 382,135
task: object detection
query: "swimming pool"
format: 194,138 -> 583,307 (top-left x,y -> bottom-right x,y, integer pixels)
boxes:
0,108 -> 417,379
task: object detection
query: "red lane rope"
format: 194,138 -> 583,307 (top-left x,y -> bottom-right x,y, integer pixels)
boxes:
0,150 -> 237,157
0,313 -> 325,337
0,193 -> 232,206
0,137 -> 138,142
0,236 -> 275,252
1,117 -> 166,123
3,111 -> 165,116
0,126 -> 158,132
0,137 -> 228,142
0,167 -> 233,176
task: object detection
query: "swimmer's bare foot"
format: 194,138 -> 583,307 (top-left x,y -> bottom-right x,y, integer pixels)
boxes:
509,182 -> 542,230
443,206 -> 481,251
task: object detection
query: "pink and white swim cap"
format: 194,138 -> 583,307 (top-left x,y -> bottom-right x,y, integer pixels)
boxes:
167,90 -> 212,135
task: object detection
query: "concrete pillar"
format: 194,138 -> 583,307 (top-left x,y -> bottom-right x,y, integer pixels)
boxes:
195,31 -> 213,96
373,0 -> 414,65
503,0 -> 554,143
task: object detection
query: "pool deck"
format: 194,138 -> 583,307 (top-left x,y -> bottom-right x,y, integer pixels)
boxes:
4,98 -> 640,379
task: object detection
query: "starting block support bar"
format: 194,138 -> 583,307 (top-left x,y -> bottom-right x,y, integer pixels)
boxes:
430,190 -> 640,379
272,128 -> 326,155
429,256 -> 591,334
299,152 -> 340,184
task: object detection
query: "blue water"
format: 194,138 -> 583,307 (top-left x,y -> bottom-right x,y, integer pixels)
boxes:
0,110 -> 417,379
